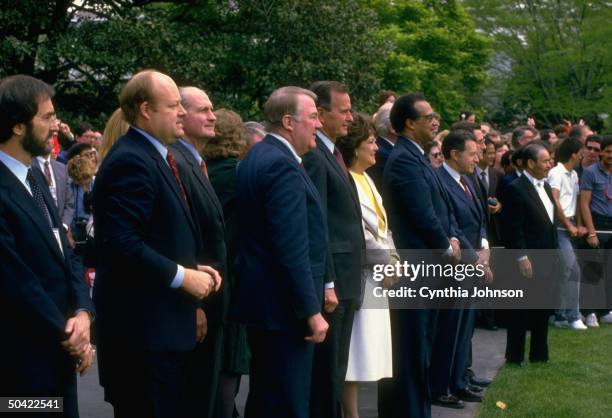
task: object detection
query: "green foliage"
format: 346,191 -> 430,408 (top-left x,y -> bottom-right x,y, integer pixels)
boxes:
466,0 -> 612,129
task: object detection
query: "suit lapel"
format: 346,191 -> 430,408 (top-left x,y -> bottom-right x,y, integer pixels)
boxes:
440,167 -> 481,221
519,175 -> 553,225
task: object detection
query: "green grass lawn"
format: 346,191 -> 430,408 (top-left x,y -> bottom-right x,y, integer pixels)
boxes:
478,324 -> 612,418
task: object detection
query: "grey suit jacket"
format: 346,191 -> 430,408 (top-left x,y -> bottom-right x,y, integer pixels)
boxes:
32,158 -> 75,228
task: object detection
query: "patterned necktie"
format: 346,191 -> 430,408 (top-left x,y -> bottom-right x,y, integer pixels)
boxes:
166,151 -> 189,207
26,168 -> 54,228
460,176 -> 473,200
200,159 -> 209,179
332,147 -> 349,178
43,160 -> 52,186
480,169 -> 489,193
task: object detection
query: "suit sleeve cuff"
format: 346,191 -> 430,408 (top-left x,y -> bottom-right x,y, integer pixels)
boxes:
170,265 -> 185,288
444,245 -> 454,257
517,255 -> 528,262
481,238 -> 489,249
324,282 -> 335,289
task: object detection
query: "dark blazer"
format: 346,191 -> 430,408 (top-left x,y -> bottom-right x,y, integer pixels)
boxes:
438,166 -> 486,254
383,136 -> 458,250
92,128 -> 200,351
497,170 -> 519,199
32,157 -> 75,227
367,136 -> 394,190
302,134 -> 365,300
502,174 -> 558,252
232,135 -> 327,330
170,141 -> 228,325
0,161 -> 93,399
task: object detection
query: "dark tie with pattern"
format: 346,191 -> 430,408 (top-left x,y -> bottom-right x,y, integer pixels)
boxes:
332,147 -> 349,178
43,160 -> 52,186
200,159 -> 209,179
480,169 -> 489,193
27,168 -> 54,228
460,176 -> 473,200
166,151 -> 189,207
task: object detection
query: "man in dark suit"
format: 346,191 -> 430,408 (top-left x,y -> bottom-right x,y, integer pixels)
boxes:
502,142 -> 557,365
92,70 -> 221,418
437,130 -> 492,404
368,102 -> 397,189
32,143 -> 75,235
379,93 -> 461,418
0,74 -> 94,418
232,86 -> 328,418
169,86 -> 228,418
302,80 -> 365,418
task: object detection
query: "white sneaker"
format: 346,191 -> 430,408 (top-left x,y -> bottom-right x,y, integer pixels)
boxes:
585,313 -> 600,328
600,311 -> 612,324
569,319 -> 588,330
553,320 -> 569,328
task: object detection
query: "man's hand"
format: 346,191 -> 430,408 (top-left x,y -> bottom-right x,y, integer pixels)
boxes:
305,313 -> 328,343
577,226 -> 589,237
66,228 -> 76,249
76,344 -> 95,376
476,248 -> 490,266
449,239 -> 461,263
567,224 -> 578,238
483,266 -> 494,284
488,201 -> 502,214
181,268 -> 215,300
324,288 -> 339,313
58,121 -> 74,141
197,265 -> 222,292
196,308 -> 207,343
382,274 -> 399,289
587,234 -> 599,248
518,258 -> 533,279
62,311 -> 91,356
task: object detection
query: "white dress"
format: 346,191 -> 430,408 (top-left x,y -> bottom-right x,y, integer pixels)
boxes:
345,172 -> 393,382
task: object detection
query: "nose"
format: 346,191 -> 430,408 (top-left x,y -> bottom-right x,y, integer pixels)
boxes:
315,118 -> 323,129
347,112 -> 354,122
178,104 -> 186,117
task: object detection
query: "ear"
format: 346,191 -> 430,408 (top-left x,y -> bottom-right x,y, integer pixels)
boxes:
12,122 -> 26,137
281,114 -> 293,131
527,159 -> 536,170
139,101 -> 151,121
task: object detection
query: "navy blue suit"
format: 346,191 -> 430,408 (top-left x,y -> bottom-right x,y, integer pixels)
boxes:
379,136 -> 459,418
0,161 -> 93,418
437,166 -> 486,395
367,136 -> 394,190
92,128 -> 201,416
232,135 -> 326,418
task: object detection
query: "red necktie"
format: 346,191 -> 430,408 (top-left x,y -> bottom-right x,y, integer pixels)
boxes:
460,177 -> 473,200
332,147 -> 349,178
43,160 -> 52,186
166,151 -> 189,207
200,160 -> 209,178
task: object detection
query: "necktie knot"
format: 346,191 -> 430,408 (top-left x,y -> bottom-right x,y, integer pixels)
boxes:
460,176 -> 473,200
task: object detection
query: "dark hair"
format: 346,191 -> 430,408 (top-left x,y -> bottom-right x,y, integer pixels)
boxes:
555,138 -> 583,163
424,141 -> 440,155
554,123 -> 568,136
501,150 -> 514,168
441,129 -> 476,159
75,122 -> 94,137
585,134 -> 602,147
67,143 -> 94,161
569,125 -> 585,140
378,90 -> 397,106
511,146 -> 524,166
522,143 -> 548,164
451,121 -> 481,133
602,135 -> 612,151
459,111 -> 474,121
335,113 -> 373,168
309,80 -> 349,110
512,126 -> 531,148
389,92 -> 426,134
0,75 -> 54,143
540,129 -> 554,143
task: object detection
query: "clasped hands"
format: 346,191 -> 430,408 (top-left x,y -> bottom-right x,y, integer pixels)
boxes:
181,265 -> 222,300
62,310 -> 94,376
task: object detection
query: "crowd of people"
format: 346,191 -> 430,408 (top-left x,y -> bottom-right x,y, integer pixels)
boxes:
1,70 -> 611,418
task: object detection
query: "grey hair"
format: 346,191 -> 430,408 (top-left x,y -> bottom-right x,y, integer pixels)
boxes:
374,105 -> 394,138
263,86 -> 316,130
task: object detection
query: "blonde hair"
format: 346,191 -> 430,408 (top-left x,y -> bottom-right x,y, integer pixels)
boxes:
67,156 -> 96,188
203,109 -> 246,159
98,108 -> 129,162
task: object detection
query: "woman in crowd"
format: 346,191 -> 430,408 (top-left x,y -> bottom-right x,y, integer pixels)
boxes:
202,108 -> 250,418
494,141 -> 510,172
98,108 -> 129,163
336,113 -> 397,418
425,140 -> 444,168
67,152 -> 97,267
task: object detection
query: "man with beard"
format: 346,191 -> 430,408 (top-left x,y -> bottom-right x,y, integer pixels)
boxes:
0,74 -> 95,418
92,70 -> 221,417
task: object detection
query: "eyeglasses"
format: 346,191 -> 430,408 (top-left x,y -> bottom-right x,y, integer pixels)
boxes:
586,146 -> 601,152
431,152 -> 442,158
36,113 -> 58,125
415,113 -> 439,123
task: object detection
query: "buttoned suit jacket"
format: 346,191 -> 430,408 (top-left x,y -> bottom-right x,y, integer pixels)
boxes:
302,134 -> 365,301
32,158 -> 75,228
0,161 -> 93,398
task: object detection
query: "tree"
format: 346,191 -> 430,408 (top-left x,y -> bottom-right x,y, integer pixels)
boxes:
465,0 -> 612,128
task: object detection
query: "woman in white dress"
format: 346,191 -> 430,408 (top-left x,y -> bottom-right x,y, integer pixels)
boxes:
336,113 -> 399,418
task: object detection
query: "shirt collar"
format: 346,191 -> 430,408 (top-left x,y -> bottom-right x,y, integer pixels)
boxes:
476,165 -> 488,176
132,127 -> 168,160
380,136 -> 395,147
0,150 -> 30,187
36,155 -> 51,165
178,138 -> 203,165
268,133 -> 302,164
555,162 -> 572,175
523,170 -> 545,187
317,130 -> 335,154
442,162 -> 462,183
406,138 -> 425,155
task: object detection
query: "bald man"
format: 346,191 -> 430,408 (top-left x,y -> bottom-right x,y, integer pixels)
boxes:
93,71 -> 221,417
169,87 -> 228,418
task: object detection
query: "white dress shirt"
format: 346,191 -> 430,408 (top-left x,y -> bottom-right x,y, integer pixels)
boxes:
547,162 -> 578,218
523,170 -> 554,223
